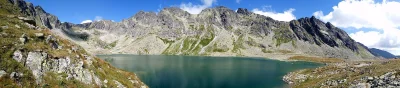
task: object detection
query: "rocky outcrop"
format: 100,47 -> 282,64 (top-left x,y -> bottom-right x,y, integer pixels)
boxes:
25,51 -> 46,83
9,41 -> 146,87
1,0 -> 147,87
8,0 -> 60,29
351,72 -> 400,87
12,50 -> 104,85
0,70 -> 6,78
7,0 -> 376,59
50,7 -> 374,59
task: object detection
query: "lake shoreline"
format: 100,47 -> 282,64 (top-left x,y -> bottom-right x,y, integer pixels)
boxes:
96,53 -> 321,62
98,55 -> 324,88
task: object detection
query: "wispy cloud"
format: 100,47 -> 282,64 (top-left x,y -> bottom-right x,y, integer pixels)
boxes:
236,0 -> 241,4
313,0 -> 400,55
80,16 -> 103,24
94,16 -> 103,21
179,0 -> 217,14
80,20 -> 92,24
252,6 -> 296,22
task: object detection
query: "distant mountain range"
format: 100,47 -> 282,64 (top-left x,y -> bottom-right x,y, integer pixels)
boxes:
11,0 -> 377,59
369,48 -> 396,59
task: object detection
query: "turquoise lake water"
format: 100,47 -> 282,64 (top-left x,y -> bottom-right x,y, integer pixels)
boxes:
98,55 -> 322,88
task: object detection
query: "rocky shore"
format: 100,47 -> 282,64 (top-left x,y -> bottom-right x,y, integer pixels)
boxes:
283,58 -> 400,88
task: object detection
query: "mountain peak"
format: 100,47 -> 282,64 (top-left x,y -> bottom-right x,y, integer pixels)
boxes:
9,0 -> 376,60
200,6 -> 234,14
237,8 -> 251,15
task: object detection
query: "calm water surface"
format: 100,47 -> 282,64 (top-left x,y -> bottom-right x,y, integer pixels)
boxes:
98,55 -> 322,88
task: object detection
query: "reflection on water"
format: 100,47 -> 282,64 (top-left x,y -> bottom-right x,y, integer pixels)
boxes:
98,55 -> 322,88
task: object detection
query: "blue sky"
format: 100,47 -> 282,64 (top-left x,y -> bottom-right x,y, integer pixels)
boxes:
26,0 -> 400,55
25,0 -> 340,23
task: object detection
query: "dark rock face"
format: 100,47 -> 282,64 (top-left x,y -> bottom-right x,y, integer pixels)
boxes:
9,0 -> 35,17
9,0 -> 375,59
237,8 -> 250,15
8,0 -> 60,29
34,6 -> 61,29
290,16 -> 359,51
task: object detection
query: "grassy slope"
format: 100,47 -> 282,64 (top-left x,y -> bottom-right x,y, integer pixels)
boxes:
0,1 -> 145,87
288,56 -> 399,87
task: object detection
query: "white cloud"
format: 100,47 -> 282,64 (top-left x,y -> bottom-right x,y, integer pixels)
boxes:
80,20 -> 92,24
349,31 -> 382,47
314,0 -> 400,55
349,29 -> 400,55
252,6 -> 296,22
179,0 -> 216,14
236,0 -> 241,4
95,16 -> 103,21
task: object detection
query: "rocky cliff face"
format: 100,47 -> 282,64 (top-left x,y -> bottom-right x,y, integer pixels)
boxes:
44,7 -> 374,59
8,0 -> 60,29
0,0 -> 147,87
8,0 -> 375,60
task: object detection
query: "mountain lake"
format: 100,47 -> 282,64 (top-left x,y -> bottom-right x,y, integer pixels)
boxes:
98,55 -> 323,88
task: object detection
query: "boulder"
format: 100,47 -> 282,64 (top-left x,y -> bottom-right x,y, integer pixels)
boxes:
352,83 -> 371,88
15,24 -> 21,29
0,70 -> 6,78
12,50 -> 23,62
26,52 -> 47,83
34,33 -> 44,39
114,80 -> 126,88
46,35 -> 59,49
18,17 -> 36,26
104,79 -> 108,84
10,72 -> 19,79
19,33 -> 28,44
1,26 -> 8,29
45,35 -> 53,43
24,23 -> 36,29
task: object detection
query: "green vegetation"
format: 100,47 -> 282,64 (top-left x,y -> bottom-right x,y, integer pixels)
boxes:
273,27 -> 294,47
189,25 -> 195,30
92,58 -> 143,88
0,1 -> 43,87
288,58 -> 400,87
182,38 -> 195,51
199,25 -> 205,31
227,26 -> 233,30
232,35 -> 245,53
262,49 -> 273,53
291,40 -> 297,48
246,37 -> 258,47
212,44 -> 228,52
158,37 -> 175,44
0,0 -> 20,15
162,25 -> 216,55
0,1 -> 145,87
0,56 -> 36,87
288,56 -> 344,63
278,50 -> 293,54
42,72 -> 88,88
199,33 -> 214,46
105,41 -> 118,49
